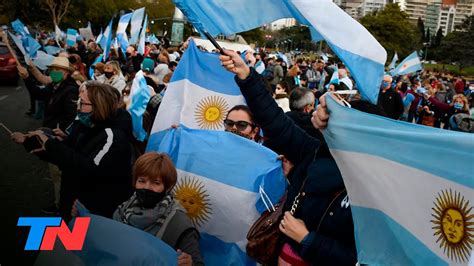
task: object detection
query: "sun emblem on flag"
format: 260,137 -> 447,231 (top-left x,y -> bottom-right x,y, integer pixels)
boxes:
195,96 -> 229,130
173,175 -> 212,227
430,189 -> 473,263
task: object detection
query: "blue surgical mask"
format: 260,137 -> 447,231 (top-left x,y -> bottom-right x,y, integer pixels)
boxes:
77,112 -> 92,127
381,81 -> 390,89
454,102 -> 464,110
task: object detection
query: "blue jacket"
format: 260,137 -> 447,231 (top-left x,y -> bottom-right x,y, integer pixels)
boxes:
235,68 -> 356,265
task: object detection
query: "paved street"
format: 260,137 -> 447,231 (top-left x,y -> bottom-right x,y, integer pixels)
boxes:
0,81 -> 52,265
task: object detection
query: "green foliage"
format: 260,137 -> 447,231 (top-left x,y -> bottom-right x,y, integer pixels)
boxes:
360,3 -> 421,63
0,0 -> 175,33
434,16 -> 474,69
239,28 -> 264,46
424,63 -> 474,77
265,25 -> 317,51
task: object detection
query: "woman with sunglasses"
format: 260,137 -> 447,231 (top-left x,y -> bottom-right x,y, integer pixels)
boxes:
224,105 -> 262,142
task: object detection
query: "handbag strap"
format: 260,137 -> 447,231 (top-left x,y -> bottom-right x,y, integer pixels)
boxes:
289,146 -> 320,215
315,189 -> 347,233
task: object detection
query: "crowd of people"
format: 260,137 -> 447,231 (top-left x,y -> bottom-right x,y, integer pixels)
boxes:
3,27 -> 473,265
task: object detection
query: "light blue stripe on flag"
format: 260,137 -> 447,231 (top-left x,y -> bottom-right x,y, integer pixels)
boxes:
100,19 -> 113,61
8,32 -> 27,59
11,19 -> 29,37
128,70 -> 151,141
23,35 -> 41,58
138,15 -> 148,55
44,45 -> 61,55
66,28 -> 78,47
130,7 -> 145,45
146,126 -> 286,265
117,12 -> 132,34
170,39 -> 242,96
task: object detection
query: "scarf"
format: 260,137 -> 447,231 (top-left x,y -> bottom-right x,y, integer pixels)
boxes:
116,192 -> 174,234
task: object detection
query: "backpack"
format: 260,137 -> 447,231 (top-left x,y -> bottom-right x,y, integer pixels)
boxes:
262,67 -> 274,81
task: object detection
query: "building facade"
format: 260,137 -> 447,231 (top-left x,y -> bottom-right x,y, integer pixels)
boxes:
425,0 -> 474,35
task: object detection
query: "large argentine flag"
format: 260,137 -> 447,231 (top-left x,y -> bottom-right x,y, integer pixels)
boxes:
172,0 -> 387,104
323,95 -> 474,265
391,51 -> 422,76
151,39 -> 246,133
147,126 -> 286,265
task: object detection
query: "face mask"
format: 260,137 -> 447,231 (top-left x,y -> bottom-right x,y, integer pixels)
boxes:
454,102 -> 464,110
381,81 -> 390,89
135,189 -> 166,208
77,111 -> 92,127
50,71 -> 64,84
104,71 -> 114,79
125,52 -> 131,58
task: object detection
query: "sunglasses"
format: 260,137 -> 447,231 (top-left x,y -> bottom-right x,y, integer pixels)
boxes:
223,119 -> 255,131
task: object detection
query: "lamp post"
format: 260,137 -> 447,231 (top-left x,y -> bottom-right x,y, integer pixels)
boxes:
170,7 -> 184,46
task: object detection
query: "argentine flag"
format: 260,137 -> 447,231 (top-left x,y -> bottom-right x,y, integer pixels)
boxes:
172,0 -> 387,104
66,28 -> 78,47
147,127 -> 286,265
388,52 -> 398,71
128,70 -> 151,141
391,51 -> 422,76
130,7 -> 145,45
323,95 -> 474,265
116,12 -> 132,35
151,39 -> 246,133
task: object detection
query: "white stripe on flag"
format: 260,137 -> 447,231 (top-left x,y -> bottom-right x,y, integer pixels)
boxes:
151,79 -> 246,133
175,169 -> 259,251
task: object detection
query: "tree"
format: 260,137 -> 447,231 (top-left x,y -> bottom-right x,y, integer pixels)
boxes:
360,4 -> 421,61
239,28 -> 264,46
425,27 -> 431,44
417,17 -> 425,43
436,16 -> 474,68
42,0 -> 71,27
433,28 -> 443,47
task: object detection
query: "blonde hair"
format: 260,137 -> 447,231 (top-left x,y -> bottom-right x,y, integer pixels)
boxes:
287,65 -> 300,78
105,60 -> 123,76
453,94 -> 469,112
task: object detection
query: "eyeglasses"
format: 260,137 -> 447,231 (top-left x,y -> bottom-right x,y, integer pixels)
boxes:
77,98 -> 93,109
223,119 -> 254,131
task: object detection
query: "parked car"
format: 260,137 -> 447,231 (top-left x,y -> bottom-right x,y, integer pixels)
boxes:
0,42 -> 19,85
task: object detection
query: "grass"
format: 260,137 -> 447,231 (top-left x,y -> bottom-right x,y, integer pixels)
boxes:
424,63 -> 474,78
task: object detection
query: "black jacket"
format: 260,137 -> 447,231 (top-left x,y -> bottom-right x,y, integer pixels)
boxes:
25,76 -> 79,130
42,110 -> 134,221
377,88 -> 404,120
236,68 -> 357,265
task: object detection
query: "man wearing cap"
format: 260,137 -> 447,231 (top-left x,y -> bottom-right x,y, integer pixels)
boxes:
25,56 -> 79,130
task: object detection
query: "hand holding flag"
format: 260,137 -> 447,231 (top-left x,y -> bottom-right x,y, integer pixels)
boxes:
219,50 -> 250,80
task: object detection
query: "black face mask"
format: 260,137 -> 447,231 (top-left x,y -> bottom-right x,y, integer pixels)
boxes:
135,189 -> 166,208
104,71 -> 114,79
125,52 -> 132,58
